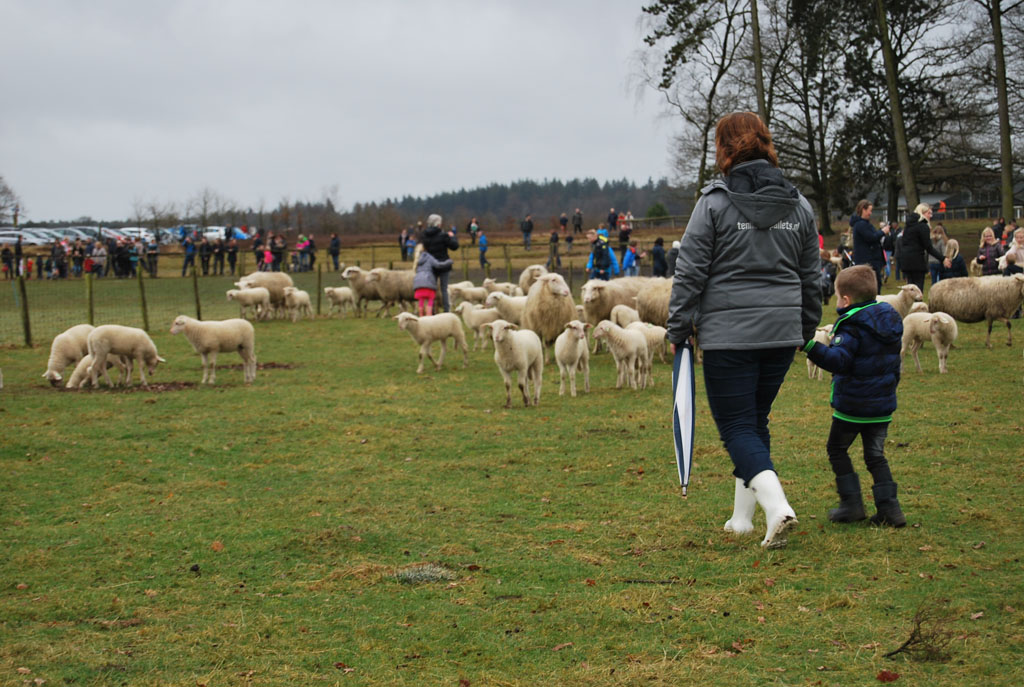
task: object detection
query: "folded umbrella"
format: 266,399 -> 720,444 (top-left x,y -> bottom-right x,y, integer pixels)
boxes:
671,344 -> 696,496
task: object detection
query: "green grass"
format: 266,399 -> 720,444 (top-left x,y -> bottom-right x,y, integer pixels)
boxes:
1,274 -> 1023,686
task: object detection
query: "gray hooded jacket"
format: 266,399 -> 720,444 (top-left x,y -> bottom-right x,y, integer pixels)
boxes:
666,160 -> 822,349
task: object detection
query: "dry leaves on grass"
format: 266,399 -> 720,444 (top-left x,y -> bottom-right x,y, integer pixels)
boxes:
211,540 -> 224,552
877,669 -> 901,682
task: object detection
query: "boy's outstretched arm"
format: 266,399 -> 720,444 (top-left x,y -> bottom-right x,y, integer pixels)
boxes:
803,333 -> 858,375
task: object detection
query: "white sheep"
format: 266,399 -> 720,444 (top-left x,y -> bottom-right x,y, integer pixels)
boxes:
450,284 -> 489,305
455,302 -> 501,351
86,325 -> 165,388
554,320 -> 590,397
611,304 -> 641,328
367,267 -> 416,316
518,264 -> 549,295
66,353 -> 130,389
635,278 -> 672,326
928,274 -> 1024,348
227,287 -> 270,320
483,278 -> 523,297
42,323 -> 94,386
484,292 -> 527,325
323,286 -> 357,317
805,324 -> 833,380
901,311 -> 958,374
521,273 -> 576,360
170,315 -> 256,384
394,312 -> 468,374
483,319 -> 543,408
909,301 -> 929,314
342,266 -> 382,317
876,283 -> 923,319
626,321 -> 669,367
282,286 -> 314,322
592,320 -> 649,390
237,271 -> 294,314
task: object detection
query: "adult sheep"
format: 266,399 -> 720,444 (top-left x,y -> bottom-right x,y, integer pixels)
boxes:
227,287 -> 270,320
635,278 -> 672,326
455,302 -> 501,350
394,312 -> 468,374
42,323 -> 94,386
876,283 -> 923,319
484,292 -> 527,325
282,286 -> 314,322
521,273 -> 576,360
170,315 -> 257,384
237,271 -> 294,314
324,286 -> 357,317
518,264 -> 548,295
483,319 -> 543,408
928,274 -> 1024,348
367,267 -> 415,316
86,325 -> 165,388
901,311 -> 958,374
341,266 -> 382,317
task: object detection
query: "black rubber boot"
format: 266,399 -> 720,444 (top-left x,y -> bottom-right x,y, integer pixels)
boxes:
869,482 -> 907,528
828,473 -> 867,523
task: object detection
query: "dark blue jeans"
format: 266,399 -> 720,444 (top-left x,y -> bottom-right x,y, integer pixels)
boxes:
826,418 -> 892,485
702,347 -> 795,484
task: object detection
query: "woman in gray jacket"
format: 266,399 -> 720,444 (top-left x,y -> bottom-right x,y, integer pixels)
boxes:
667,112 -> 822,549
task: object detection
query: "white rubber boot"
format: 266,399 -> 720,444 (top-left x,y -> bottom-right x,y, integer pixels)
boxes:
723,477 -> 756,534
749,470 -> 798,549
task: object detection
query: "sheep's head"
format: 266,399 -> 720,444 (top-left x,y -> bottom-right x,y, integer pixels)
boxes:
342,266 -> 364,280
582,282 -> 605,303
592,321 -> 611,339
227,290 -> 239,301
482,278 -> 495,288
485,292 -> 504,307
538,274 -> 570,298
144,351 -> 166,377
169,316 -> 189,335
902,284 -> 923,301
42,370 -> 62,386
564,320 -> 589,340
485,319 -> 516,344
394,312 -> 418,330
283,286 -> 297,296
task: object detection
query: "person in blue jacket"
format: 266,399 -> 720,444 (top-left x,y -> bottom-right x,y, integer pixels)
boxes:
850,199 -> 890,295
586,228 -> 619,280
803,265 -> 906,528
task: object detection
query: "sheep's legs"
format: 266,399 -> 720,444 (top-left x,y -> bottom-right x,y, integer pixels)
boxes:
435,340 -> 446,370
135,354 -> 150,388
558,365 -> 568,396
207,351 -> 218,384
501,371 -> 514,408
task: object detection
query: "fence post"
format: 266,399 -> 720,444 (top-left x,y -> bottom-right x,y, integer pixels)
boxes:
192,266 -> 202,320
568,261 -> 574,292
86,272 -> 95,325
137,266 -> 150,331
503,244 -> 511,282
371,245 -> 376,268
316,263 -> 323,316
17,275 -> 31,347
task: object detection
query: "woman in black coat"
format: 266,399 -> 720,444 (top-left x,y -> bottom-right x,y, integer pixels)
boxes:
898,203 -> 948,292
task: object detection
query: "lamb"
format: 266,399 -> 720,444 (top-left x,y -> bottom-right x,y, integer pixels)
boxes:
323,286 -> 357,317
367,267 -> 416,316
342,266 -> 382,316
450,284 -> 489,305
282,286 -> 313,322
236,271 -> 294,314
901,311 -> 958,374
447,281 -> 475,306
626,321 -> 669,366
484,292 -> 528,325
227,287 -> 270,320
86,325 -> 165,388
876,283 -> 923,319
521,273 -> 576,360
394,311 -> 469,374
483,319 -> 543,408
928,274 -> 1024,348
170,315 -> 256,384
611,304 -> 641,328
909,301 -> 929,314
455,302 -> 501,350
65,353 -> 130,389
483,278 -> 524,297
592,320 -> 650,390
518,264 -> 548,295
42,323 -> 94,386
805,324 -> 833,380
554,320 -> 590,397
635,278 -> 672,326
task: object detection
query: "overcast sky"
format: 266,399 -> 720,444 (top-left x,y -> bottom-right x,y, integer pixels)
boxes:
0,1 -> 673,222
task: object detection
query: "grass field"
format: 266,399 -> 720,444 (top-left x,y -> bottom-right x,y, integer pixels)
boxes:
2,239 -> 1023,685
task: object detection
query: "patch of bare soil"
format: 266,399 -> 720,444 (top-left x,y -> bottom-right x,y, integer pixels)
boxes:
58,382 -> 197,393
223,362 -> 296,370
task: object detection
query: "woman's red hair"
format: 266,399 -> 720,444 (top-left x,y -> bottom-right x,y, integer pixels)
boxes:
715,112 -> 778,175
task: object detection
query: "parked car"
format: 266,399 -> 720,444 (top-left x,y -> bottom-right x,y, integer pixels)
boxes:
0,230 -> 50,246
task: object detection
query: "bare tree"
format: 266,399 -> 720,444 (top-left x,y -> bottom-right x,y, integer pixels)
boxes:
0,175 -> 22,225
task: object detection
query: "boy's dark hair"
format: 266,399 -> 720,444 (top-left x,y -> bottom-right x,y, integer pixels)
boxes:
835,265 -> 877,304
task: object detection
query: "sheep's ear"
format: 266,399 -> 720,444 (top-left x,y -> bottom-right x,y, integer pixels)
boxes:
157,356 -> 167,363
584,322 -> 592,330
508,324 -> 519,330
564,323 -> 573,331
393,315 -> 401,320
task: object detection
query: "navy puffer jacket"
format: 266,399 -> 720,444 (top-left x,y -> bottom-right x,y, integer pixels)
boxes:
804,300 -> 903,422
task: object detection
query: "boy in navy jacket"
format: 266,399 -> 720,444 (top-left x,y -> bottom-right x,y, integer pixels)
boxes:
802,265 -> 906,527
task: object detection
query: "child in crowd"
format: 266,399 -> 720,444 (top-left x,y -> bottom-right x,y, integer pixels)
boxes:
413,248 -> 452,316
802,265 -> 906,527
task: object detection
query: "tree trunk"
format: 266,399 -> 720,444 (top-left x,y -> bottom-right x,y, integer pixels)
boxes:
988,0 -> 1014,221
874,0 -> 918,210
750,0 -> 769,125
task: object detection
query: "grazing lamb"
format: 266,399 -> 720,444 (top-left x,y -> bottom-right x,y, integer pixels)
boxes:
323,286 -> 357,317
282,286 -> 314,322
635,278 -> 672,326
394,312 -> 468,374
86,325 -> 165,388
805,324 -> 833,380
42,323 -> 94,386
592,320 -> 649,390
66,353 -> 130,389
909,301 -> 929,314
483,319 -> 543,408
341,266 -> 382,316
522,273 -> 576,360
901,311 -> 958,374
367,267 -> 416,316
928,274 -> 1024,348
484,292 -> 528,325
450,284 -> 489,305
227,287 -> 270,320
876,283 -> 923,319
518,264 -> 549,295
237,271 -> 294,314
455,302 -> 501,350
554,320 -> 590,397
483,278 -> 523,297
611,304 -> 641,328
626,321 -> 669,366
170,315 -> 256,384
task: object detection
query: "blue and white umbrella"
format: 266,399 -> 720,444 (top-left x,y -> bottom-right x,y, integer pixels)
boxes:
671,344 -> 696,496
